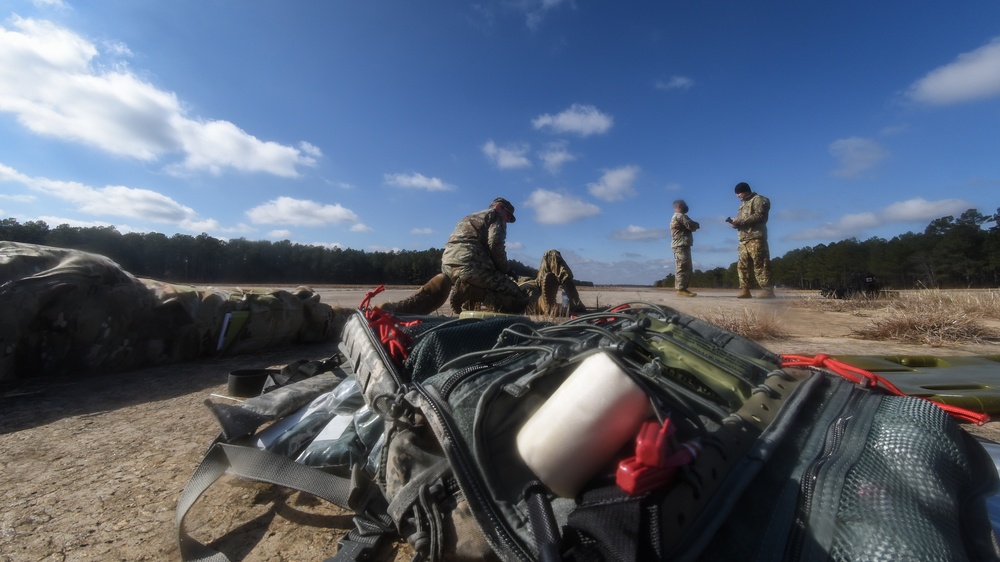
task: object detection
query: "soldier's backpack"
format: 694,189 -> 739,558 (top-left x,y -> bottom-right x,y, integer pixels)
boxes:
176,300 -> 1000,561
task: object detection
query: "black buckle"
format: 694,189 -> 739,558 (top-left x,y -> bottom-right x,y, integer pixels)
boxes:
326,537 -> 378,562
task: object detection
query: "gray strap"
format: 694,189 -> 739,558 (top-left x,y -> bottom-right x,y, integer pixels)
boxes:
176,443 -> 355,562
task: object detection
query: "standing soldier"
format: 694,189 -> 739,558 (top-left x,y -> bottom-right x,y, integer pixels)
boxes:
442,197 -> 532,313
728,182 -> 774,299
670,199 -> 700,297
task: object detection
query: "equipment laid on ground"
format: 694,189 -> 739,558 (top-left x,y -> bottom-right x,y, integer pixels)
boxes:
0,242 -> 342,382
820,272 -> 882,299
177,292 -> 999,561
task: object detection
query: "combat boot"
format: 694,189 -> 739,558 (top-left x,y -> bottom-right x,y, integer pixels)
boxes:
450,279 -> 489,313
758,287 -> 776,299
538,272 -> 560,316
676,289 -> 697,298
736,288 -> 752,299
380,274 -> 453,315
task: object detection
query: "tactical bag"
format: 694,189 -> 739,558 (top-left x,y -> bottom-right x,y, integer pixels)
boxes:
176,302 -> 1000,561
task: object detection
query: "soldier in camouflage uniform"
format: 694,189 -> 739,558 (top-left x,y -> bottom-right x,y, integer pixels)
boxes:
441,197 -> 531,313
670,200 -> 700,297
729,182 -> 774,299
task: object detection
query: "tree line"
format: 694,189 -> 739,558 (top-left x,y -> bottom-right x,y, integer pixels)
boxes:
0,218 -> 538,285
3,208 -> 998,289
654,208 -> 1000,290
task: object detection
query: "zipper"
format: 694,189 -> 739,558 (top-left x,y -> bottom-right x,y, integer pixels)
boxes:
786,387 -> 864,560
439,352 -> 528,400
415,382 -> 534,561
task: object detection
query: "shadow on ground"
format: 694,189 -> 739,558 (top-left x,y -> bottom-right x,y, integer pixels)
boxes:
0,341 -> 340,434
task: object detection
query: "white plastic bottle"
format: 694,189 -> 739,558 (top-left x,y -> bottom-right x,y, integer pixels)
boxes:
516,351 -> 652,497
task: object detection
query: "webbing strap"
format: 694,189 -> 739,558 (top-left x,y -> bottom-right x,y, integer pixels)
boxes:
176,443 -> 355,562
781,354 -> 990,425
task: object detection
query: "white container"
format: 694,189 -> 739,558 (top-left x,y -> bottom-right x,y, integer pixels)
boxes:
516,352 -> 652,497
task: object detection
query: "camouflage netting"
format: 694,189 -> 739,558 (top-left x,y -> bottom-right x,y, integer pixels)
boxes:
0,242 -> 345,382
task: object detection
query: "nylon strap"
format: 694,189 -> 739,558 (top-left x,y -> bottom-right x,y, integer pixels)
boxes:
176,442 -> 356,562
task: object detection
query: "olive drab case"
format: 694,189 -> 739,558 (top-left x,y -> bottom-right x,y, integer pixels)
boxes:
176,302 -> 1000,561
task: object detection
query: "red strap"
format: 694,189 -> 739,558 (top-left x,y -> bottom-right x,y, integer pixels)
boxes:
358,285 -> 421,365
781,354 -> 989,425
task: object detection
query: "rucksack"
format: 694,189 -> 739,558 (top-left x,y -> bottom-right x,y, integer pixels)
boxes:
176,299 -> 1000,561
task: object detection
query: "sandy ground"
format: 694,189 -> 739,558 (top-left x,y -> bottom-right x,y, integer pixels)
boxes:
2,286 -> 999,561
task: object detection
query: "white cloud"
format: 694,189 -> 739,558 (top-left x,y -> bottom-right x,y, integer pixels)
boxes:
610,225 -> 670,241
310,241 -> 343,250
538,141 -> 576,174
0,193 -> 36,202
0,162 -> 225,232
298,141 -> 322,158
588,165 -> 639,201
520,0 -> 570,30
907,38 -> 1000,105
524,189 -> 600,225
350,223 -> 373,233
0,17 -> 317,177
326,179 -> 355,189
882,197 -> 970,222
786,197 -> 972,241
508,241 -> 525,250
880,124 -> 907,136
482,140 -> 531,169
179,217 -> 222,232
268,229 -> 292,238
30,0 -> 68,9
552,248 -> 672,285
369,245 -> 402,253
655,76 -> 694,91
829,137 -> 889,178
532,104 -> 613,137
102,40 -> 132,57
36,216 -> 144,233
246,196 -> 360,226
384,172 -> 456,192
410,227 -> 434,235
785,212 -> 881,241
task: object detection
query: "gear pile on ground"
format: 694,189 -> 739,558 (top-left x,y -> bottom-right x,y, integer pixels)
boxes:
0,242 -> 347,382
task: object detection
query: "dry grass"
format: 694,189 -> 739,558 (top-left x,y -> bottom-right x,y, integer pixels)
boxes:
848,290 -> 1000,346
707,307 -> 787,340
787,293 -> 890,315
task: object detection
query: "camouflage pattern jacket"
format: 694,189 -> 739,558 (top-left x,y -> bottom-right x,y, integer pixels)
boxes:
441,208 -> 508,273
734,193 -> 770,242
670,212 -> 700,248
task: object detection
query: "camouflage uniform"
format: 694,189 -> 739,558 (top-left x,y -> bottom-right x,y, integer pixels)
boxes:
670,212 -> 700,291
733,192 -> 772,290
441,206 -> 528,313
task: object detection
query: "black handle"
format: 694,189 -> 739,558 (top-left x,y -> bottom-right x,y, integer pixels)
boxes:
523,481 -> 562,562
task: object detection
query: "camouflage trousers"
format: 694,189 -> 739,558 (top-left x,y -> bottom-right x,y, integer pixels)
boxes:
737,238 -> 772,290
673,246 -> 693,291
442,262 -> 529,312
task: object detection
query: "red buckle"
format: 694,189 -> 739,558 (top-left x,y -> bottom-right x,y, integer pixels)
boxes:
617,419 -> 701,496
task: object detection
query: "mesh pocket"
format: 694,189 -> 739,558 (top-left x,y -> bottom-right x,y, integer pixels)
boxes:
829,398 -> 974,562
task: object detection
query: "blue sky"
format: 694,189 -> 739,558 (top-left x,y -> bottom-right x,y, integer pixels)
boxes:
1,1 -> 998,284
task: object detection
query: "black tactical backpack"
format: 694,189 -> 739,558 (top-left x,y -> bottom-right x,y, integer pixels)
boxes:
176,302 -> 999,561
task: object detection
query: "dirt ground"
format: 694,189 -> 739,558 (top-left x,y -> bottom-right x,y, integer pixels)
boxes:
2,286 -> 999,562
